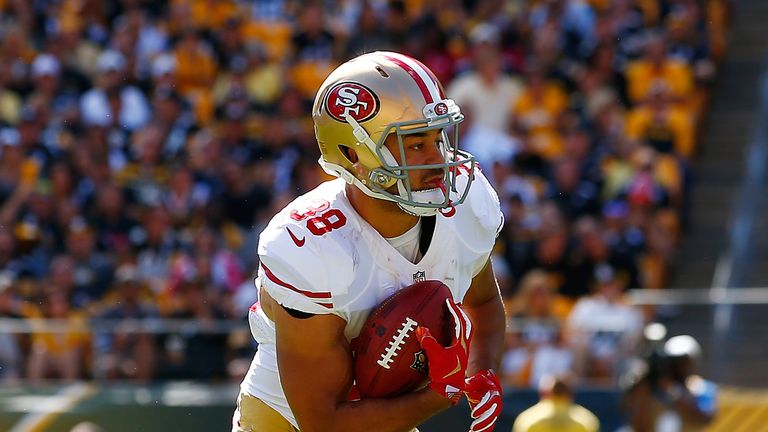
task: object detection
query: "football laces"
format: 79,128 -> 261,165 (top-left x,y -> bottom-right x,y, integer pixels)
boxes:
377,317 -> 418,369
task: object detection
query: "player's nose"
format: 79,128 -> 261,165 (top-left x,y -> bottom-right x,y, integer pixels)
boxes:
423,140 -> 444,165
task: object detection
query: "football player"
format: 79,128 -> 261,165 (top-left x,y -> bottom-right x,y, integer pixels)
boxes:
233,51 -> 505,432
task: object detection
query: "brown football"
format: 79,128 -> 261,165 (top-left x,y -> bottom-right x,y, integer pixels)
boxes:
353,280 -> 454,398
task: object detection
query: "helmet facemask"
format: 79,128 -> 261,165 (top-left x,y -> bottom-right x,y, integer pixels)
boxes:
340,100 -> 475,216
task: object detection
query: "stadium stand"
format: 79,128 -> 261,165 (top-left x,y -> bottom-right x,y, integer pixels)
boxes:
0,0 -> 733,429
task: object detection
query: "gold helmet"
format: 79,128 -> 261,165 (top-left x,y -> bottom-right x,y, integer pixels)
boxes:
312,51 -> 475,216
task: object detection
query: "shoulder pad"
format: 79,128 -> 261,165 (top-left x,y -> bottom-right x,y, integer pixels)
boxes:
257,200 -> 355,314
458,163 -> 504,236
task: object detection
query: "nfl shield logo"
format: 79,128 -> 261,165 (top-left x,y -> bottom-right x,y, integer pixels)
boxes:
412,271 -> 426,283
411,349 -> 428,374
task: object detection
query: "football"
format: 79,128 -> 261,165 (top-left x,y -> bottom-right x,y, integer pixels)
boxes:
353,280 -> 454,398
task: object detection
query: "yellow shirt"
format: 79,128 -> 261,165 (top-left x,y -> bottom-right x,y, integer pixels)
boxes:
625,105 -> 695,158
242,20 -> 292,61
174,47 -> 218,96
29,309 -> 90,355
513,83 -> 569,134
512,399 -> 600,432
513,83 -> 568,160
625,60 -> 693,104
169,0 -> 239,31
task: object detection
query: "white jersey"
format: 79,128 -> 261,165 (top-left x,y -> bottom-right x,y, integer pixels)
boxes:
240,165 -> 503,428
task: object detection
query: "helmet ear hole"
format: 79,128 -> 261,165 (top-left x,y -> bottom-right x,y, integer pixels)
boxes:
339,145 -> 358,163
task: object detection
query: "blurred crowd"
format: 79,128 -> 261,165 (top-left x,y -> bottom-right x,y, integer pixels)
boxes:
0,0 -> 728,386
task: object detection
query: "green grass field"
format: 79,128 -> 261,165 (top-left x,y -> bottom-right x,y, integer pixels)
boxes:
0,382 -> 238,432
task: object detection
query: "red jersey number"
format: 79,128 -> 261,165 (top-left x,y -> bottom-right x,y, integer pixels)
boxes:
290,200 -> 331,221
307,209 -> 347,235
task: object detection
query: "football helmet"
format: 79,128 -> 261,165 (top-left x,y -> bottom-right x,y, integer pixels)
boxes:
312,51 -> 475,216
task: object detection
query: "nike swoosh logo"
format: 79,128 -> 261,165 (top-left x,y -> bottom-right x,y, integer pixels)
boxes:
442,355 -> 462,379
286,227 -> 305,247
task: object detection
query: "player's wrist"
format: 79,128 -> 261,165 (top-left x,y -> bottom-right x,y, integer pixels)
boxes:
427,380 -> 465,405
422,384 -> 462,407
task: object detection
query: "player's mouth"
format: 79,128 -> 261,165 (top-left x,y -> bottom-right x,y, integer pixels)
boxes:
423,174 -> 446,189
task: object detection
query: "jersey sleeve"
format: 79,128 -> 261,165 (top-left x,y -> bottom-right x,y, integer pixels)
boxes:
257,217 -> 353,317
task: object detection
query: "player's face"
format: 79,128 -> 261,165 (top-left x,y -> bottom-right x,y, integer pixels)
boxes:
383,129 -> 446,192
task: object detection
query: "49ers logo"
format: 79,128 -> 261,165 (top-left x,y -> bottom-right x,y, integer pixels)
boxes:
325,82 -> 380,123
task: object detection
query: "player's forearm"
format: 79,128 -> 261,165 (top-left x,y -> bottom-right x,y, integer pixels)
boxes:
297,388 -> 451,432
463,293 -> 506,376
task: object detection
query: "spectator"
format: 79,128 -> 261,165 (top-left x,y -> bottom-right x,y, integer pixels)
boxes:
621,145 -> 677,213
160,278 -> 228,380
66,217 -> 114,307
212,157 -> 273,231
565,264 -> 644,382
448,40 -> 523,137
512,62 -> 569,161
625,84 -> 696,159
513,203 -> 583,294
637,209 -> 678,289
0,229 -> 16,277
457,108 -> 520,180
544,156 -> 602,220
0,272 -> 26,381
149,54 -> 178,92
80,49 -> 151,131
95,265 -> 158,382
11,216 -> 50,279
166,224 -> 244,299
162,165 -> 211,226
150,87 -> 195,159
133,205 -> 177,297
90,183 -> 137,259
344,2 -> 394,58
622,335 -> 717,432
665,8 -> 715,86
625,30 -> 694,106
28,54 -> 63,109
173,29 -> 219,98
502,270 -> 573,388
0,128 -> 25,206
512,374 -> 600,432
118,123 -> 170,207
570,216 -> 639,297
27,290 -> 90,381
291,2 -> 337,64
0,60 -> 23,125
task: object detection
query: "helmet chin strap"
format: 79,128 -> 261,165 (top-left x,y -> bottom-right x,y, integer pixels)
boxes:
397,201 -> 440,217
395,183 -> 448,217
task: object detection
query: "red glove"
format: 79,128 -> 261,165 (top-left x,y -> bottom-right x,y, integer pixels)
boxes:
465,370 -> 503,432
416,298 -> 473,404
